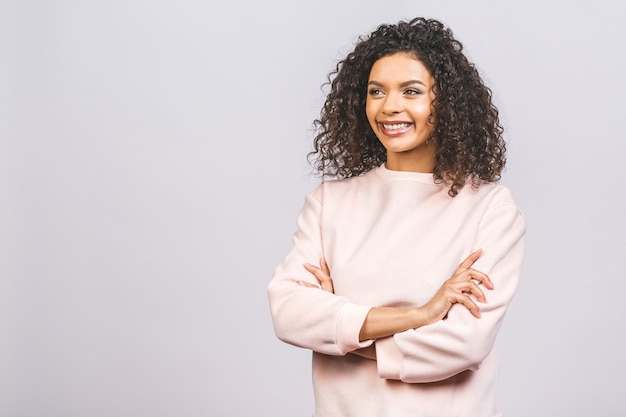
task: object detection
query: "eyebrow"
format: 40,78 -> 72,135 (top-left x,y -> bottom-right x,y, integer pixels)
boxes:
368,80 -> 427,87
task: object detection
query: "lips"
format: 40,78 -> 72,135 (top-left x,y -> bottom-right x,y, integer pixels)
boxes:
378,121 -> 413,136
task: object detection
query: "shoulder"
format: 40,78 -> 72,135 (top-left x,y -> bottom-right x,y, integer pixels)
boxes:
467,182 -> 526,231
309,168 -> 382,202
459,181 -> 520,208
454,181 -> 525,225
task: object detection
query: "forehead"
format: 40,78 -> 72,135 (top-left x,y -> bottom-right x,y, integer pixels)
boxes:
368,52 -> 433,83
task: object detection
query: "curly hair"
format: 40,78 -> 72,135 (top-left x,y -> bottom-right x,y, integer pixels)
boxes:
309,17 -> 506,197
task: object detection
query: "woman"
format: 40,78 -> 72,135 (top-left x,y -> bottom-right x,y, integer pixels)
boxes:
268,17 -> 525,417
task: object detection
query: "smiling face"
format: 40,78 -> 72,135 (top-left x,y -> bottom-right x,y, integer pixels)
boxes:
366,52 -> 436,172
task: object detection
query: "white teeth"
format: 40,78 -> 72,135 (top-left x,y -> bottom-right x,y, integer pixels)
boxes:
382,123 -> 409,130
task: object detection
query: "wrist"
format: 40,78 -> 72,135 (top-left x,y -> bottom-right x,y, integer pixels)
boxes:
411,307 -> 429,330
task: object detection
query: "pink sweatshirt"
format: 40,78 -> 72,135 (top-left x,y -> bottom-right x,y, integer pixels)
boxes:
268,164 -> 526,417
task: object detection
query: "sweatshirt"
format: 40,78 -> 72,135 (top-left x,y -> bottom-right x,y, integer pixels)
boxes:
268,164 -> 526,417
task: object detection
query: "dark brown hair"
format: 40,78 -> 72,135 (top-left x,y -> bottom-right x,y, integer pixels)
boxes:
309,17 -> 506,197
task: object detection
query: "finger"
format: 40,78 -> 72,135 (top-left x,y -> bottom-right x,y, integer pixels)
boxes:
290,278 -> 320,289
454,249 -> 482,275
303,263 -> 323,282
320,257 -> 330,275
462,281 -> 487,303
454,293 -> 482,318
450,268 -> 493,290
464,268 -> 494,289
447,280 -> 486,303
304,263 -> 334,292
319,258 -> 334,292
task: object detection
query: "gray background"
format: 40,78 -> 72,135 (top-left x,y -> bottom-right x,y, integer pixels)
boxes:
2,0 -> 625,416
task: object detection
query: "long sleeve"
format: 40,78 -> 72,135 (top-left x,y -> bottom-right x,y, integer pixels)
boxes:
270,167 -> 526,416
267,185 -> 374,356
375,193 -> 526,383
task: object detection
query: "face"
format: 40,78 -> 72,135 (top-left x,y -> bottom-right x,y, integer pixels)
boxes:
366,52 -> 436,172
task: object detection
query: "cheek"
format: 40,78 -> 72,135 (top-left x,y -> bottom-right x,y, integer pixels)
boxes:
410,103 -> 433,123
365,99 -> 373,116
365,100 -> 377,125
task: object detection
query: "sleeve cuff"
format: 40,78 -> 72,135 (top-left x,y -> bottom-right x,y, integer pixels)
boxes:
375,335 -> 404,380
336,303 -> 375,353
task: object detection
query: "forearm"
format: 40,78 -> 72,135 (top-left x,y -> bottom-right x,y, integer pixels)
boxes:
358,248 -> 498,343
359,306 -> 427,342
270,279 -> 374,355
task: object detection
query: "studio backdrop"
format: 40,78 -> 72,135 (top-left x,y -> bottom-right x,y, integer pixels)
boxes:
1,1 -> 624,416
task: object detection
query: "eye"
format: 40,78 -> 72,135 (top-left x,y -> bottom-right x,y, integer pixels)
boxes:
404,88 -> 423,96
368,88 -> 385,96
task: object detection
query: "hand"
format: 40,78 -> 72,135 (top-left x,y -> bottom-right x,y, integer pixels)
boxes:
297,257 -> 334,293
421,249 -> 493,324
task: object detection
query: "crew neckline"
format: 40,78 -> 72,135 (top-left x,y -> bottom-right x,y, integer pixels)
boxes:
374,163 -> 436,184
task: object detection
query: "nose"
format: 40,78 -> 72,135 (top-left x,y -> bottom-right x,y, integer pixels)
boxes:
381,92 -> 402,115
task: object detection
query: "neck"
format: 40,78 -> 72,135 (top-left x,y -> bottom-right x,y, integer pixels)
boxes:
385,150 -> 435,173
